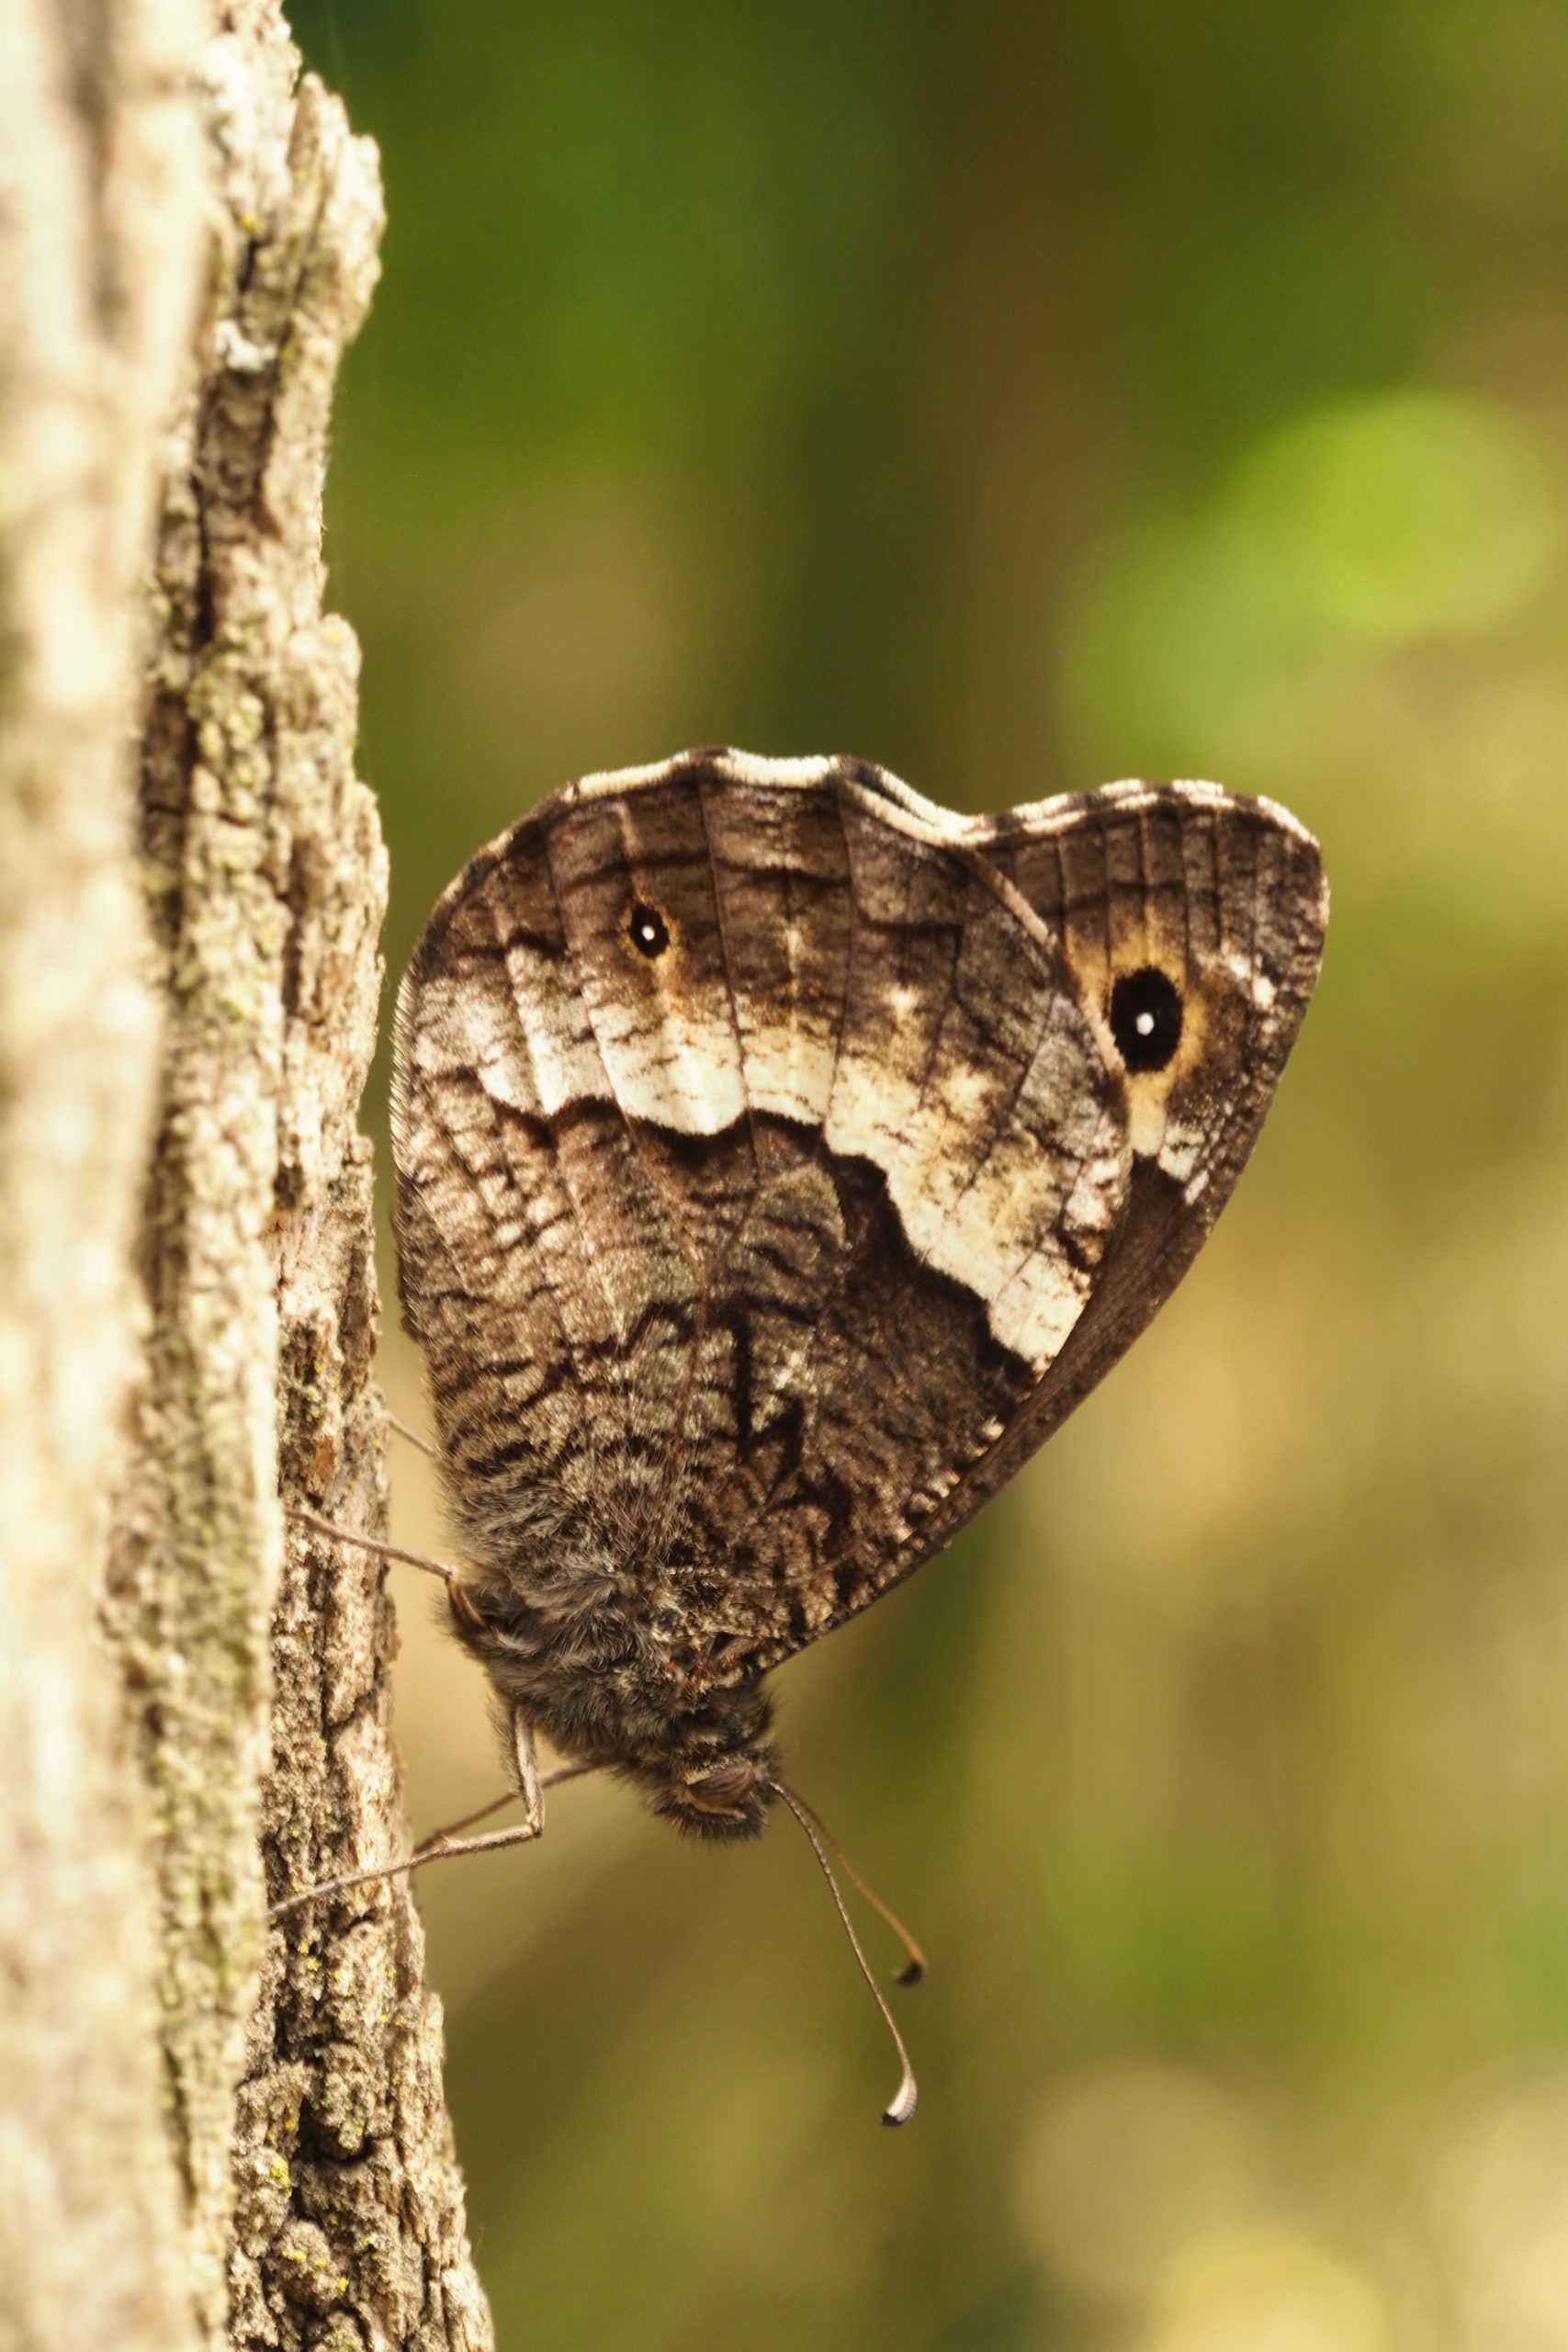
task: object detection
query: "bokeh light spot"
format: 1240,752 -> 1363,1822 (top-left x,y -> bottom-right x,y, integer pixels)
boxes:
1142,2226 -> 1391,2352
1230,390 -> 1560,643
1013,2062 -> 1264,2301
1431,2081 -> 1568,2352
1056,390 -> 1559,775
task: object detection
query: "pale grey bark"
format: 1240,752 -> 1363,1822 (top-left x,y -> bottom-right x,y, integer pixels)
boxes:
2,5 -> 492,2350
0,1 -> 211,2346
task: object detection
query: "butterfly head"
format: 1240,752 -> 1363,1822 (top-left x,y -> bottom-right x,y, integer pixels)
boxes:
637,1686 -> 780,1841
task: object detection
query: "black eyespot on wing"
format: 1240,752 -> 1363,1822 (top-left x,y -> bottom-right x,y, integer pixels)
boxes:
1110,967 -> 1182,1073
628,901 -> 671,957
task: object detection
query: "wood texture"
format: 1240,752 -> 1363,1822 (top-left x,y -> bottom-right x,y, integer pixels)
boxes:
0,5 -> 501,2352
95,5 -> 489,2348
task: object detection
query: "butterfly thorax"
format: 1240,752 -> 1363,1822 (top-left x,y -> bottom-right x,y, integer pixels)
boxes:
444,1479 -> 779,1839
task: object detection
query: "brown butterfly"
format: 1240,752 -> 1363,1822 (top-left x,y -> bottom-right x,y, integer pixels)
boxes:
288,750 -> 1327,2120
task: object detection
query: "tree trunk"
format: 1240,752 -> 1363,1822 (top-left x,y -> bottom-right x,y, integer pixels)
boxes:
0,6 -> 492,2349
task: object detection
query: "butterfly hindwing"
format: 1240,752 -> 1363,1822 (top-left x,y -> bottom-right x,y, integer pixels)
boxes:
898,778 -> 1329,1555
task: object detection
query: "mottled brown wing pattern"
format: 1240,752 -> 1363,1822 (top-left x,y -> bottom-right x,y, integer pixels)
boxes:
393,750 -> 1325,1754
889,777 -> 1330,1565
391,815 -> 705,1572
392,753 -> 1131,1679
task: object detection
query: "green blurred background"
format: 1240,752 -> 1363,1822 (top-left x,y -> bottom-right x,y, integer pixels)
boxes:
289,5 -> 1568,2346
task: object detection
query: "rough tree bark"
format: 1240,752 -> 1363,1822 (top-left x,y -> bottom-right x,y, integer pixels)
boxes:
1,6 -> 492,2350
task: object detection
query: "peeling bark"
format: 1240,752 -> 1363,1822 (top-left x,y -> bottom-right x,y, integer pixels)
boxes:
2,5 -> 491,2349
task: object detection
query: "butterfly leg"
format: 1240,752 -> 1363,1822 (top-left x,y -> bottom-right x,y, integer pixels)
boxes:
288,1505 -> 464,1591
512,1704 -> 545,1837
384,1409 -> 438,1458
268,1763 -> 588,1917
288,1506 -> 497,1645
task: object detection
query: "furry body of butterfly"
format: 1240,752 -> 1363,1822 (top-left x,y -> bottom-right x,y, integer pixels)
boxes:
390,749 -> 1327,1841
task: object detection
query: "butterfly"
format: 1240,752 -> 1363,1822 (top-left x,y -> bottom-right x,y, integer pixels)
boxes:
375,748 -> 1325,2117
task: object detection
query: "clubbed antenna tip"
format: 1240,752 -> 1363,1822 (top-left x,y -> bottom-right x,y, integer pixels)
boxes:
768,1777 -> 921,2129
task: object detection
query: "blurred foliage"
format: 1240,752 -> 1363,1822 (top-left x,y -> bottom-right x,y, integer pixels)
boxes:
288,2 -> 1568,2346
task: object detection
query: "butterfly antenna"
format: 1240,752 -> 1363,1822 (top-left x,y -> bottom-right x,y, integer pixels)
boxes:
768,1778 -> 919,2127
778,1784 -> 927,1985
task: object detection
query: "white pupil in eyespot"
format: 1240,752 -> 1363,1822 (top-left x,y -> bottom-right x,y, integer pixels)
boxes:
1135,1011 -> 1155,1035
629,903 -> 669,954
